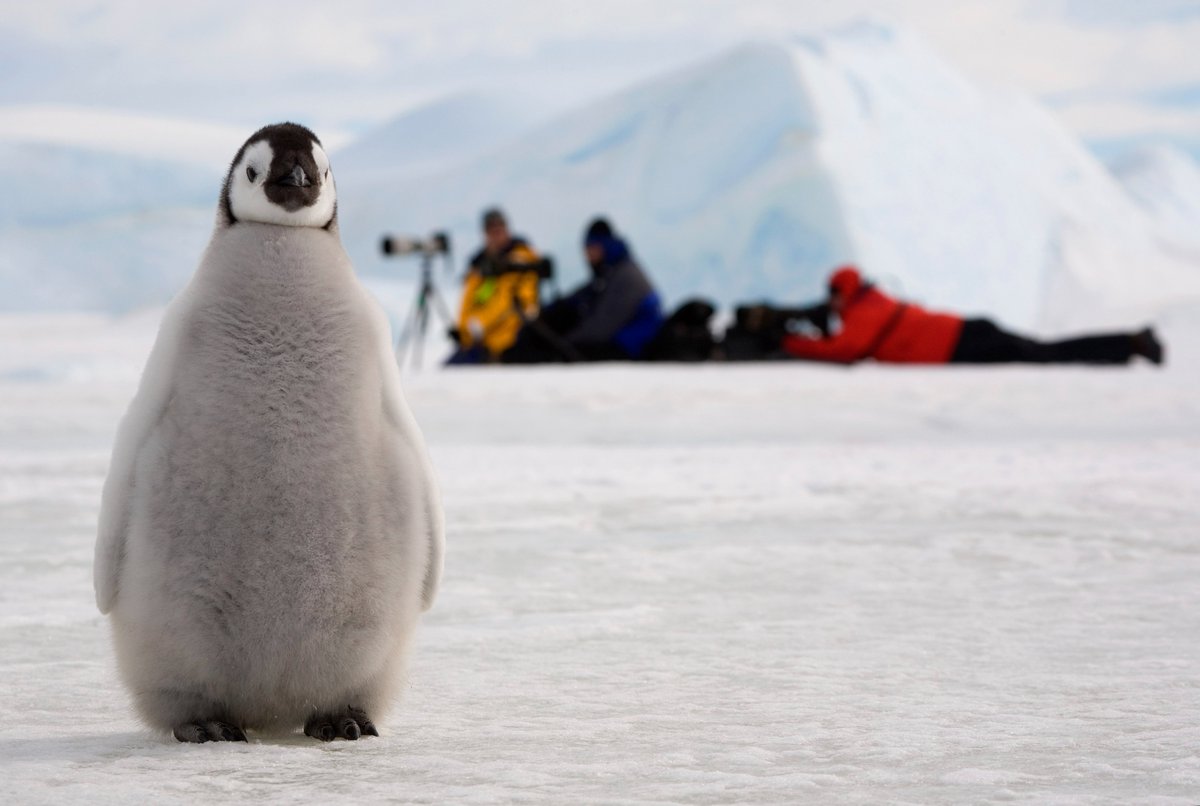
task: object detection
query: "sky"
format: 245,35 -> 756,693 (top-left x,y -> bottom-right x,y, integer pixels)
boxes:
1,0 -> 1199,159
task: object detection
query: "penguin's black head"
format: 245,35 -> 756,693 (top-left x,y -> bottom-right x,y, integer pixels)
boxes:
220,122 -> 336,229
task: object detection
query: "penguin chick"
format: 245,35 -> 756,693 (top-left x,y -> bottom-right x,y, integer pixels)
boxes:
94,122 -> 444,743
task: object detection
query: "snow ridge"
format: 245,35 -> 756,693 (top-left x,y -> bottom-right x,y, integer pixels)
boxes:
2,23 -> 1199,327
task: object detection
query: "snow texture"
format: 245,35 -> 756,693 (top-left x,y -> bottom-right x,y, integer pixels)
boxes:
2,311 -> 1199,804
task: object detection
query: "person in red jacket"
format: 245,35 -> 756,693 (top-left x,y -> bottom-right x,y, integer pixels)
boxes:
780,266 -> 1164,366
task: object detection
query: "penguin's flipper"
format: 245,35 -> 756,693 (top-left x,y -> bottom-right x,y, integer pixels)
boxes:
364,296 -> 445,612
94,293 -> 193,614
417,485 -> 445,611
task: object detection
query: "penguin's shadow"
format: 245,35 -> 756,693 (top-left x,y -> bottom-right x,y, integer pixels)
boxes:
4,731 -> 329,764
4,732 -> 167,765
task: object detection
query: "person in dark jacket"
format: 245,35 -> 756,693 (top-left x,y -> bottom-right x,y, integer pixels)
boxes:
502,218 -> 664,363
778,265 -> 1164,365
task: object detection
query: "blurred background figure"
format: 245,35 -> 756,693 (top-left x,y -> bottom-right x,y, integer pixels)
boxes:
760,266 -> 1164,366
503,217 -> 663,363
446,208 -> 542,364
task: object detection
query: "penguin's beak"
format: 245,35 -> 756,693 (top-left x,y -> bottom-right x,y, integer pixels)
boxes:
276,164 -> 312,188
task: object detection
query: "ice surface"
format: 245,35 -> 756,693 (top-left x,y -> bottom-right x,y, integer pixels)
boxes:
333,91 -> 556,183
1110,144 -> 1200,248
338,38 -> 860,319
341,23 -> 1200,336
0,207 -> 214,313
0,136 -> 220,312
0,105 -> 247,169
0,142 -> 216,228
2,312 -> 1199,804
4,24 -> 1200,330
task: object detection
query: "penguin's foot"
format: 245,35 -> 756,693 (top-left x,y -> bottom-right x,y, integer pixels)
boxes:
304,706 -> 379,742
172,721 -> 248,743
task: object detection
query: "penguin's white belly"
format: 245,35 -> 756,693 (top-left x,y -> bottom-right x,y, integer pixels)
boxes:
113,295 -> 425,726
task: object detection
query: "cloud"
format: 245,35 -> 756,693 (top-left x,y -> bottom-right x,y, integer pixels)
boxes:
0,104 -> 354,166
1054,99 -> 1200,140
2,0 -> 1198,154
1052,0 -> 1200,28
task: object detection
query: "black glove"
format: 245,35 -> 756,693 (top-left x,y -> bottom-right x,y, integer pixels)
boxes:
806,303 -> 833,338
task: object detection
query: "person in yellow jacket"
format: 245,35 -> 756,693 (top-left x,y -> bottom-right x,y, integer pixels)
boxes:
447,208 -> 541,364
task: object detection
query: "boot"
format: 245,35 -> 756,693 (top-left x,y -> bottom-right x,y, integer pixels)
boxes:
1132,327 -> 1165,366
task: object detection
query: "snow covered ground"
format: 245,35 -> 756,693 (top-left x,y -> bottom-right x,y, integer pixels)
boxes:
3,312 -> 1199,804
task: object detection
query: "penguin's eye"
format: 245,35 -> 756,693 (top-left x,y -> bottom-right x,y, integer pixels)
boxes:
246,166 -> 258,182
324,170 -> 330,180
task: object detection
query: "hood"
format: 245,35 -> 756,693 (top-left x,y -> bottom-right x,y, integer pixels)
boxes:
828,265 -> 865,298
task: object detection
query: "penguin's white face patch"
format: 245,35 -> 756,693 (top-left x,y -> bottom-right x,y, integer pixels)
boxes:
227,139 -> 336,228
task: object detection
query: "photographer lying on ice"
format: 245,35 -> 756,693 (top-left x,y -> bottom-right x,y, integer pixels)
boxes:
502,218 -> 664,363
764,265 -> 1164,366
446,207 -> 543,364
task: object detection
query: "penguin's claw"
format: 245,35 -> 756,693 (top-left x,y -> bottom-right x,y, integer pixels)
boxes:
222,724 -> 248,742
338,717 -> 361,740
173,720 -> 248,743
305,706 -> 378,742
348,706 -> 378,737
306,720 -> 335,742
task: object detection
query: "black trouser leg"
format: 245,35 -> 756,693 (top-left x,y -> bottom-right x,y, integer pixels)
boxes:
1037,334 -> 1135,364
950,319 -> 1135,364
537,299 -> 583,333
499,299 -> 581,364
950,319 -> 1034,362
575,342 -> 631,362
500,325 -> 570,364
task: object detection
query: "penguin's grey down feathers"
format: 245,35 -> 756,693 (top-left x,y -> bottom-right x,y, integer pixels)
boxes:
94,125 -> 442,735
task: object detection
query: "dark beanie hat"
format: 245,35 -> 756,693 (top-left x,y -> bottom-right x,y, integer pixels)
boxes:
481,207 -> 506,229
584,217 -> 614,244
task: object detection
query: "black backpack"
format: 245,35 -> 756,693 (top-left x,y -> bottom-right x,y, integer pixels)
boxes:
642,299 -> 718,362
720,302 -> 832,361
720,304 -> 787,361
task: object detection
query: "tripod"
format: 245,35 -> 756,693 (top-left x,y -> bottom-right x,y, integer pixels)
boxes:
396,252 -> 455,370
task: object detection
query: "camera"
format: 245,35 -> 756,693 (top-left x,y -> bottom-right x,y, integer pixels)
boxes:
380,231 -> 452,257
735,302 -> 832,338
478,256 -> 555,281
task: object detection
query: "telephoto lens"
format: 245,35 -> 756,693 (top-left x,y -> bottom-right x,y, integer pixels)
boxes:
381,235 -> 416,256
380,233 -> 452,257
